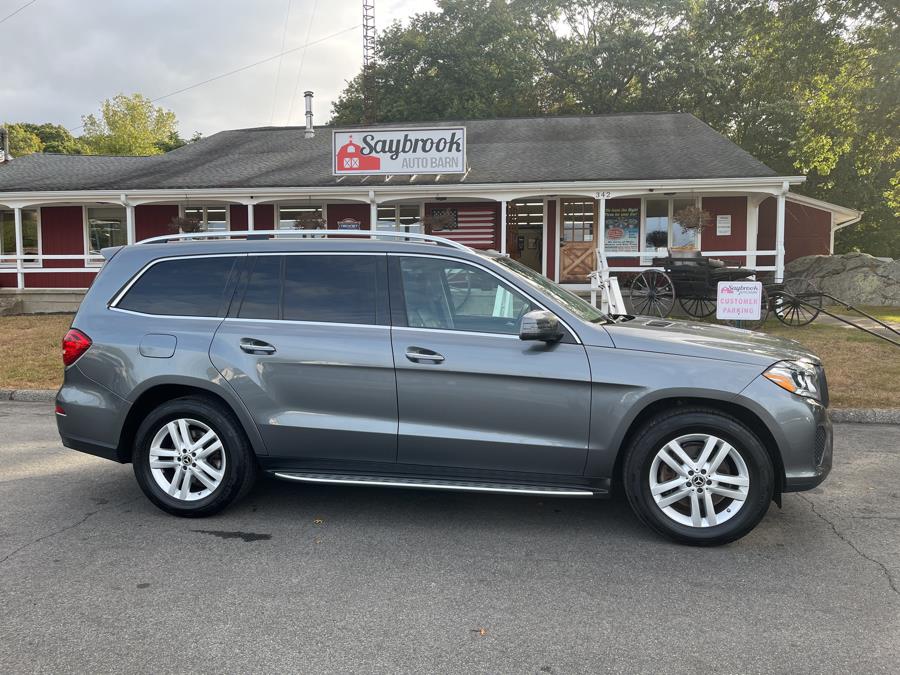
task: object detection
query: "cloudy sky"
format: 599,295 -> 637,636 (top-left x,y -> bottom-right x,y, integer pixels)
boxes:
1,0 -> 436,137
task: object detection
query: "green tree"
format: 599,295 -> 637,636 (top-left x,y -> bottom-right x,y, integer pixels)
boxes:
81,94 -> 179,156
4,122 -> 44,156
23,122 -> 85,154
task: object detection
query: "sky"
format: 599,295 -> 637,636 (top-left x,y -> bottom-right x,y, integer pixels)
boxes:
0,0 -> 437,137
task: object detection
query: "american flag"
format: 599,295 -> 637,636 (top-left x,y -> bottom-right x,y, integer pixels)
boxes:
431,207 -> 497,249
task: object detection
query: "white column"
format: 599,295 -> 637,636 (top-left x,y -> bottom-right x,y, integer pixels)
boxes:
746,197 -> 759,269
500,200 -> 507,254
597,196 -> 606,258
13,207 -> 24,290
775,190 -> 786,282
247,203 -> 255,231
369,201 -> 378,236
125,204 -> 136,244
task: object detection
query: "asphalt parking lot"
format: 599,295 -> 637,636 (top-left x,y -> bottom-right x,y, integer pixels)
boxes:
1,401 -> 898,674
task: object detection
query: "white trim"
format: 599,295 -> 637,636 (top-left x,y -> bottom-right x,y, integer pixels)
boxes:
554,199 -> 561,283
541,198 -> 548,276
0,176 -> 809,209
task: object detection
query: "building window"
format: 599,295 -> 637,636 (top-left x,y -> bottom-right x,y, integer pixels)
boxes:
562,200 -> 595,242
184,206 -> 228,232
278,204 -> 325,230
643,198 -> 700,253
377,204 -> 421,230
0,209 -> 40,265
86,206 -> 127,262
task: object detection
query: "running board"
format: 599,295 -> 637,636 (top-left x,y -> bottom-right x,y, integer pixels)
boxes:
272,472 -> 599,497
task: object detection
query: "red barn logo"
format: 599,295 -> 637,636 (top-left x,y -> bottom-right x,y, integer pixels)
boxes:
336,136 -> 380,172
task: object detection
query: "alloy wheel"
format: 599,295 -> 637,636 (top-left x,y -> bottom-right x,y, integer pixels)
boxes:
148,418 -> 226,501
648,433 -> 750,528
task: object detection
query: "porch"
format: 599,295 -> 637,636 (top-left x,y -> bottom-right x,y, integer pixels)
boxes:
0,183 -> 860,293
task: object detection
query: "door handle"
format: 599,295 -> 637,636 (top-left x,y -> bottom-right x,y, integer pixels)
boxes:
240,338 -> 276,354
405,347 -> 444,363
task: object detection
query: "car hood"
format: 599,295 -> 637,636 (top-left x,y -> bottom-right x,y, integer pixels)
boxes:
589,316 -> 820,367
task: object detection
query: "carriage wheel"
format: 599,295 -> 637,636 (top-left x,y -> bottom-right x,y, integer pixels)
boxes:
630,270 -> 676,318
774,278 -> 822,327
679,295 -> 717,319
726,287 -> 769,331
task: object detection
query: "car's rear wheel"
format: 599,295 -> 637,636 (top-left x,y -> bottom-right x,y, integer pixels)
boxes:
623,408 -> 774,545
133,396 -> 256,517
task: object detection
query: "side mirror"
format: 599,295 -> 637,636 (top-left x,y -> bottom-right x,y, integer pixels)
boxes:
519,310 -> 563,342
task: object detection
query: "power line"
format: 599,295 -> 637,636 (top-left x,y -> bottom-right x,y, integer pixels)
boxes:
286,0 -> 320,125
269,0 -> 293,124
69,23 -> 359,131
0,0 -> 38,26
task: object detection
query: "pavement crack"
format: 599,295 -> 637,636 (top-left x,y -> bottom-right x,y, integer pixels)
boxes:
797,493 -> 899,598
0,496 -> 139,566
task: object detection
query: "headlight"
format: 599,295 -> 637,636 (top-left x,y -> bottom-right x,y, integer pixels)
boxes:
763,360 -> 821,401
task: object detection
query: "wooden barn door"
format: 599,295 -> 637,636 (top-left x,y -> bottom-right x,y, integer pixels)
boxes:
559,199 -> 597,283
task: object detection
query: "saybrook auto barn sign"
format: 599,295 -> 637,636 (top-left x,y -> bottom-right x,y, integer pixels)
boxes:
333,127 -> 466,175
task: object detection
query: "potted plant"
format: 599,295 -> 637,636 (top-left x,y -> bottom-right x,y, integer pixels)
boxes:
168,215 -> 203,234
673,204 -> 712,234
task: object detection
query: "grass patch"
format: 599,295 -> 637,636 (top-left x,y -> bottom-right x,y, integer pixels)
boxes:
824,305 -> 900,324
0,314 -> 72,390
761,322 -> 900,409
0,311 -> 896,409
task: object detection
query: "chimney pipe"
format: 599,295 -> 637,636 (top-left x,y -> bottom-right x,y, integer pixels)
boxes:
304,91 -> 315,138
0,126 -> 10,163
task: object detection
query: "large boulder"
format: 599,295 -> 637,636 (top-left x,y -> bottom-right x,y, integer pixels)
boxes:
785,252 -> 900,306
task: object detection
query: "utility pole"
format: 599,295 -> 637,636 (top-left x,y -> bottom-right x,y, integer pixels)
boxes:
362,0 -> 376,125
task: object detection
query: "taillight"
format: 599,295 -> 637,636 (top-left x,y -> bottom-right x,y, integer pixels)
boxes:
62,328 -> 92,366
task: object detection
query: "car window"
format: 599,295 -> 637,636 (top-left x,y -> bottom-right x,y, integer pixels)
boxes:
238,255 -> 281,320
117,256 -> 237,317
282,255 -> 377,324
399,257 -> 535,335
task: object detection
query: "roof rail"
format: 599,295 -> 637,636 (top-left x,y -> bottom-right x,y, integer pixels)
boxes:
135,229 -> 470,251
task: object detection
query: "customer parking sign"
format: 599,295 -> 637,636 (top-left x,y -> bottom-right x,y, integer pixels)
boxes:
716,281 -> 762,321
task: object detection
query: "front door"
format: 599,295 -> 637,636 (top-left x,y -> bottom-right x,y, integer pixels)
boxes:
389,254 -> 592,476
210,253 -> 398,464
559,199 -> 597,283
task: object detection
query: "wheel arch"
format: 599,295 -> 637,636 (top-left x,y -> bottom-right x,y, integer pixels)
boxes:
115,377 -> 268,463
609,396 -> 785,505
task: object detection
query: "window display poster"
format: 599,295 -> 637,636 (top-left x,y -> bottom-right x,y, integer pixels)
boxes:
604,205 -> 640,252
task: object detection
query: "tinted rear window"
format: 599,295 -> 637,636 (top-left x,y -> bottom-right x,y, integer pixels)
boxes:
238,255 -> 281,320
117,256 -> 236,317
282,255 -> 376,324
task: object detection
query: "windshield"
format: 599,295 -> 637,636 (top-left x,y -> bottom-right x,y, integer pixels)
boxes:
487,254 -> 609,323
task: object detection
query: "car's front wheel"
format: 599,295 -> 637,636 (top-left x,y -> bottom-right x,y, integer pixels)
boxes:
623,408 -> 774,545
133,396 -> 257,517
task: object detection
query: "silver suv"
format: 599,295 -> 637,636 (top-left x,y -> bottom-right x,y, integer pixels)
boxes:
57,231 -> 831,545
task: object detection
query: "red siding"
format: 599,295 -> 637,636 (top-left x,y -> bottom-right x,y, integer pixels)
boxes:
254,204 -> 275,230
546,200 -> 557,279
230,205 -> 248,231
758,198 -> 831,264
32,206 -> 95,288
701,196 -> 747,264
326,203 -> 370,230
136,205 -> 178,240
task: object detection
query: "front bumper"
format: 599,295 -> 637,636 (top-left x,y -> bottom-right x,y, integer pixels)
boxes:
737,376 -> 833,493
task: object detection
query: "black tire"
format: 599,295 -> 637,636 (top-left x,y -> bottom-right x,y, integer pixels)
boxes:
622,408 -> 774,546
132,396 -> 257,517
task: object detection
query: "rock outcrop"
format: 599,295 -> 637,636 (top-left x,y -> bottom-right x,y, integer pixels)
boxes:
785,253 -> 900,306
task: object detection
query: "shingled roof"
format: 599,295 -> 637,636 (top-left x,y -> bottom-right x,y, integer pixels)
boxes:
0,113 -> 777,193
